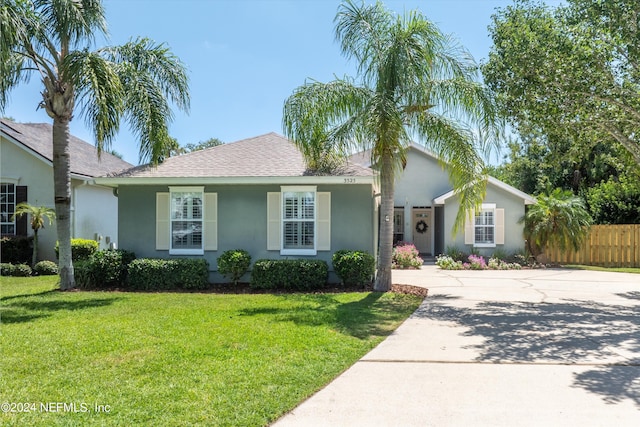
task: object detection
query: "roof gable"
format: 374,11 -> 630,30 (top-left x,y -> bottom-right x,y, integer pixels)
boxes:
1,119 -> 133,177
112,132 -> 374,179
351,144 -> 536,204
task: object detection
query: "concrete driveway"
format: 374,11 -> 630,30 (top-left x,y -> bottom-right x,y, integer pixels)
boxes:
274,266 -> 640,426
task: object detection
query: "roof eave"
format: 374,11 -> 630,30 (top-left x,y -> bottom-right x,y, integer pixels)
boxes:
93,175 -> 375,187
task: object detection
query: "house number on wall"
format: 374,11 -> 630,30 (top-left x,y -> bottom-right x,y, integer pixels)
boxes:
344,178 -> 356,183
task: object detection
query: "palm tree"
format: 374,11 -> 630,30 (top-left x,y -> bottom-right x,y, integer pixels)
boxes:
521,188 -> 592,258
1,0 -> 190,289
283,0 -> 500,291
11,202 -> 56,267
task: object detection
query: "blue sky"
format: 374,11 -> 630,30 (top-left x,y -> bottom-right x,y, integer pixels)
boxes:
4,0 -> 561,165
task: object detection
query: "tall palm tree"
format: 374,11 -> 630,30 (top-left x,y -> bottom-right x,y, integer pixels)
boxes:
11,202 -> 56,267
1,0 -> 190,289
521,188 -> 592,258
283,1 -> 500,291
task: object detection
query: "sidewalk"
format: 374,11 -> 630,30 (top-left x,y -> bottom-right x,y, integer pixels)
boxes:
273,267 -> 640,426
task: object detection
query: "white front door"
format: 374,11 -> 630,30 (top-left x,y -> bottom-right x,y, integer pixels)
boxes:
412,208 -> 432,255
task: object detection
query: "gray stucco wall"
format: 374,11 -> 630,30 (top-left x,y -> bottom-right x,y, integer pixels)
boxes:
118,183 -> 375,283
443,184 -> 527,257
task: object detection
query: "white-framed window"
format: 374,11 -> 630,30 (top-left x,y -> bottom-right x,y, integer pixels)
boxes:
281,186 -> 316,255
474,203 -> 496,247
170,186 -> 204,255
1,183 -> 16,235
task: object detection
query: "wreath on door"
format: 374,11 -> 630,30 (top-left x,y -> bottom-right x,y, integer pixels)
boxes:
415,220 -> 428,234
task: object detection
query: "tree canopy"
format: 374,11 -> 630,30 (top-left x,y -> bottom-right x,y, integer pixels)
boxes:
483,0 -> 640,165
1,0 -> 190,289
284,0 -> 501,290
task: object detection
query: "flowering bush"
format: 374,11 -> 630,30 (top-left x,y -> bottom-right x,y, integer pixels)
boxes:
435,255 -> 463,270
437,254 -> 522,270
392,244 -> 423,269
468,254 -> 487,270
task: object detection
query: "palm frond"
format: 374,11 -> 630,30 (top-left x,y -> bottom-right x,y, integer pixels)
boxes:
64,50 -> 124,153
34,0 -> 107,49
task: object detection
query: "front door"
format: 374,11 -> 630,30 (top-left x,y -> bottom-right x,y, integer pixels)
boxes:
412,208 -> 432,255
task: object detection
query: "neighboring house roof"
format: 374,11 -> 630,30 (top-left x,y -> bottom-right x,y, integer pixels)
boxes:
1,119 -> 133,178
99,132 -> 374,185
350,143 -> 536,205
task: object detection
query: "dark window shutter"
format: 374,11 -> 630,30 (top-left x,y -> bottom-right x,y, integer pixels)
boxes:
15,186 -> 27,236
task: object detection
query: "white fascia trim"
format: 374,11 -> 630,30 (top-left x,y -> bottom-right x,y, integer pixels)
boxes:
93,176 -> 374,187
433,177 -> 536,205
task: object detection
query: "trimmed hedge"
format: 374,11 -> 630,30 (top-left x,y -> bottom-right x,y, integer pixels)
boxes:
128,258 -> 209,291
332,250 -> 375,286
75,249 -> 136,289
34,260 -> 58,275
2,263 -> 33,277
250,259 -> 328,290
0,236 -> 33,264
55,238 -> 99,261
217,249 -> 251,285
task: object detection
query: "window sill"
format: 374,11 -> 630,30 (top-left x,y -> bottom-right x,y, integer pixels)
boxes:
280,249 -> 317,256
473,243 -> 496,248
169,249 -> 204,256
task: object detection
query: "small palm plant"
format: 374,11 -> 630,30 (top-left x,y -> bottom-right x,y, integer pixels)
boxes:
12,203 -> 56,267
521,188 -> 592,259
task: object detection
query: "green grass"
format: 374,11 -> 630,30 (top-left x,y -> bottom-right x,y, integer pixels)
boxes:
563,264 -> 640,274
0,276 -> 422,426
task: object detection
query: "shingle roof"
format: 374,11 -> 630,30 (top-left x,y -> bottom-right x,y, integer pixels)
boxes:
1,119 -> 133,178
112,132 -> 374,178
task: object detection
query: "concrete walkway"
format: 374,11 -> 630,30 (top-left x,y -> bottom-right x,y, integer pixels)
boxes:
274,267 -> 640,426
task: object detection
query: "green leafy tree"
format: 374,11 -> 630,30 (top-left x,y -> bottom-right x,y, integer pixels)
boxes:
483,0 -> 640,165
521,188 -> 592,258
11,202 -> 56,267
1,0 -> 190,289
283,0 -> 501,291
183,137 -> 223,153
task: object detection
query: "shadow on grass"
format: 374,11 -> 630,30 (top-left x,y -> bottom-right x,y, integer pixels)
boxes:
1,295 -> 122,324
237,292 -> 418,340
420,293 -> 640,407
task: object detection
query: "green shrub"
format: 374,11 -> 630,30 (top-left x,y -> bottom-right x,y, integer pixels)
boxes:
34,260 -> 58,275
0,263 -> 15,276
217,249 -> 251,285
73,249 -> 136,289
55,238 -> 99,261
332,250 -> 375,286
93,249 -> 136,287
176,259 -> 209,290
0,236 -> 33,264
74,260 -> 96,289
250,259 -> 328,290
444,245 -> 466,262
392,244 -> 423,269
128,258 -> 209,291
12,263 -> 32,277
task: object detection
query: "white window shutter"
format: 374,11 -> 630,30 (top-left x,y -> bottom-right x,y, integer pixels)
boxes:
317,192 -> 331,251
267,192 -> 281,250
495,208 -> 505,245
464,209 -> 474,245
204,193 -> 218,251
156,193 -> 170,250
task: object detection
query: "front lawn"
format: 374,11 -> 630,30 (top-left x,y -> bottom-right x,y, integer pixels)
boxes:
0,276 -> 422,426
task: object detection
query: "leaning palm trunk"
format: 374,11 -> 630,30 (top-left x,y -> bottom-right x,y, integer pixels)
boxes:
375,153 -> 395,291
52,118 -> 75,289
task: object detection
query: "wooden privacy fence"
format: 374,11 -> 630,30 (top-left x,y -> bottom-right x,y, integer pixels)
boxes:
546,224 -> 640,268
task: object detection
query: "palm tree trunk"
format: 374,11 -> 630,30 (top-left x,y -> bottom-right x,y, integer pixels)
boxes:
53,118 -> 75,290
32,230 -> 38,267
374,153 -> 395,291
